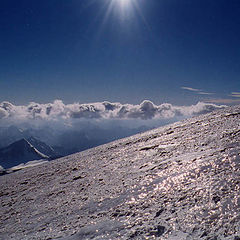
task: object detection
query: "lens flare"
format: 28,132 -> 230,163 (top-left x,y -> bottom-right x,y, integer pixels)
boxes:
96,0 -> 149,36
118,0 -> 131,7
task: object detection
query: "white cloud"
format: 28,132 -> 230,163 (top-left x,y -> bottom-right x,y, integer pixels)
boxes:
230,92 -> 240,98
197,92 -> 214,95
0,108 -> 8,119
0,100 -> 226,122
181,87 -> 200,92
181,87 -> 214,95
206,98 -> 240,104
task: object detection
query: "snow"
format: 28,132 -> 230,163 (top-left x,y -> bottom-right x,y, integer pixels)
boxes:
0,165 -> 5,175
0,105 -> 239,239
0,139 -> 49,169
8,159 -> 49,172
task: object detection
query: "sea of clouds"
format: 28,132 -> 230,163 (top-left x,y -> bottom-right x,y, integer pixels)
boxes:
0,100 -> 226,123
0,100 -> 227,157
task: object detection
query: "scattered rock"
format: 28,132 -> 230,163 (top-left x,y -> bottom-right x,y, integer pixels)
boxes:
139,145 -> 159,151
201,231 -> 208,237
150,225 -> 165,237
212,195 -> 221,204
155,208 -> 164,217
72,175 -> 84,181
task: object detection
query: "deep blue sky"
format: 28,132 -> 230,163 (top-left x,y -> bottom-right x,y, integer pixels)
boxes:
0,0 -> 240,105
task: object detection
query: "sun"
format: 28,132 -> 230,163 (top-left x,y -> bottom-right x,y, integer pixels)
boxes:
98,0 -> 147,31
100,0 -> 135,24
113,0 -> 133,11
118,0 -> 131,7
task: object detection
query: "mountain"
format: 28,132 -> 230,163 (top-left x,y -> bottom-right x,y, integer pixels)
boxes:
0,139 -> 49,169
0,105 -> 240,239
0,124 -> 152,156
27,136 -> 61,159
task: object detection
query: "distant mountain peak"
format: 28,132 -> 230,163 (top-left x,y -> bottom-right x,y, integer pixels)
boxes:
0,138 -> 48,169
27,136 -> 60,159
13,138 -> 29,145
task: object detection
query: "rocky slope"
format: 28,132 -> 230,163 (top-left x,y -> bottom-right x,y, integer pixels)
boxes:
0,105 -> 239,239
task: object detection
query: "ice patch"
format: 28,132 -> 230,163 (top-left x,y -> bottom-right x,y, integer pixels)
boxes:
8,159 -> 48,172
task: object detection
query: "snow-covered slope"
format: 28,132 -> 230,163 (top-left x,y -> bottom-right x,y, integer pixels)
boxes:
0,139 -> 48,169
0,105 -> 239,239
0,165 -> 5,175
27,136 -> 61,159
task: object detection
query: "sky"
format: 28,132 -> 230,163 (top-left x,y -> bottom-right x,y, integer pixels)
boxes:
0,0 -> 240,105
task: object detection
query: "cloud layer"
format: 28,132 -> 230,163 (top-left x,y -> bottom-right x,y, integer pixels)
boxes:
0,100 -> 226,122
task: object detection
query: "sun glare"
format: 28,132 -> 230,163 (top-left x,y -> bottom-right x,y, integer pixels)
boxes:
100,0 -> 135,25
114,0 -> 136,16
118,0 -> 131,7
98,0 -> 148,34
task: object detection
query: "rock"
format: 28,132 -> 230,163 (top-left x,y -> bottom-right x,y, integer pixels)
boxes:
155,208 -> 164,217
212,195 -> 221,204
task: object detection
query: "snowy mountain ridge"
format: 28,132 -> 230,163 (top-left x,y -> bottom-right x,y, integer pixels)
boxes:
0,138 -> 49,169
